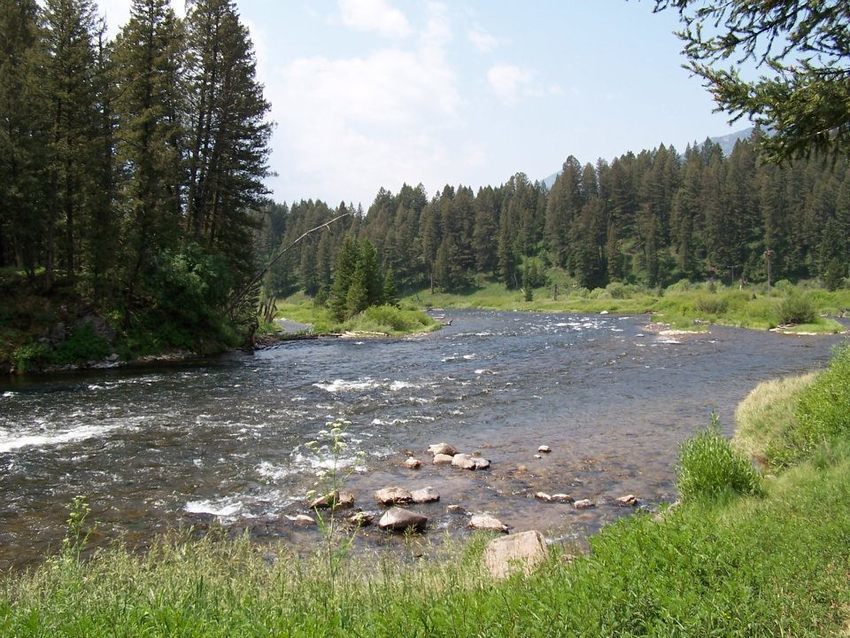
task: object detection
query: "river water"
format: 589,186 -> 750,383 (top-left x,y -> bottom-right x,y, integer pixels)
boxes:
0,311 -> 845,568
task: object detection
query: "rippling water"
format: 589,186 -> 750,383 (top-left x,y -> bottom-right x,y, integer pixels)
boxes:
0,311 -> 845,568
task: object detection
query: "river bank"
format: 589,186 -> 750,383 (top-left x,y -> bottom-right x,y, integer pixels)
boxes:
2,343 -> 848,635
403,279 -> 850,335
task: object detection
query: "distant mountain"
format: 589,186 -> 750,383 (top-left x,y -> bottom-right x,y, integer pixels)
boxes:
708,126 -> 755,156
540,126 -> 756,188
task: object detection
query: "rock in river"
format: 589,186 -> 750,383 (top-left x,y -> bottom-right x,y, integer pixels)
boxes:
428,442 -> 457,456
309,491 -> 355,510
285,514 -> 316,526
378,507 -> 428,533
616,494 -> 639,507
484,530 -> 548,580
375,487 -> 413,506
433,453 -> 454,465
411,487 -> 440,504
538,445 -> 552,453
403,457 -> 422,469
574,499 -> 595,510
452,453 -> 491,470
468,514 -> 509,533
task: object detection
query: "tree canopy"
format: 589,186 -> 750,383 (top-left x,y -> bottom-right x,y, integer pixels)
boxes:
655,1 -> 850,162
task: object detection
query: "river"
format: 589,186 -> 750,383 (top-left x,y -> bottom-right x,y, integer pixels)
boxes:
0,310 -> 845,568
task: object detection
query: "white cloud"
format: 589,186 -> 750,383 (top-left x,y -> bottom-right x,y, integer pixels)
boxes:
467,27 -> 498,53
271,3 -> 471,204
338,0 -> 412,39
487,64 -> 534,103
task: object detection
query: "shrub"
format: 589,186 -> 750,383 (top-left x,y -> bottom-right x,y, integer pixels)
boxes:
677,416 -> 763,502
777,293 -> 817,325
694,294 -> 729,315
50,323 -> 111,364
11,341 -> 51,373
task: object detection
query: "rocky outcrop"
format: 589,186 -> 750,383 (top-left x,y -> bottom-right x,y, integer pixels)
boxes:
483,530 -> 548,579
468,514 -> 509,533
378,507 -> 428,532
375,487 -> 412,506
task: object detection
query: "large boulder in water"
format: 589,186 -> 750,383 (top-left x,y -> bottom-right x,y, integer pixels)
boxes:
378,507 -> 428,533
433,453 -> 454,465
483,530 -> 548,579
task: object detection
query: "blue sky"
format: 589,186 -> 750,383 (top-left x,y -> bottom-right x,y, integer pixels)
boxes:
98,0 -> 742,207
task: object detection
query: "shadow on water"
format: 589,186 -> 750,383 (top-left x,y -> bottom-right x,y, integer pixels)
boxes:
0,310 -> 846,568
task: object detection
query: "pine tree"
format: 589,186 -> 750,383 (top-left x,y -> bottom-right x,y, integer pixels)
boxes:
0,0 -> 49,275
382,267 -> 398,306
184,0 -> 271,290
112,0 -> 185,292
42,0 -> 102,281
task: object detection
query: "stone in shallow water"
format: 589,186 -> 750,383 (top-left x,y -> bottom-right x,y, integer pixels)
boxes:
538,445 -> 552,453
616,494 -> 639,507
346,511 -> 374,527
411,487 -> 440,503
468,514 -> 509,533
378,507 -> 428,532
452,453 -> 491,470
484,530 -> 548,579
534,492 -> 553,502
309,491 -> 354,510
551,493 -> 573,503
433,453 -> 454,465
574,499 -> 595,510
428,442 -> 457,456
375,487 -> 412,506
403,457 -> 422,469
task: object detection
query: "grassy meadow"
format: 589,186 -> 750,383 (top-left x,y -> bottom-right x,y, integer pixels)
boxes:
403,275 -> 849,334
2,345 -> 850,636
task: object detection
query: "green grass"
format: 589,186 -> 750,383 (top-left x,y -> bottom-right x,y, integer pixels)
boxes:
403,277 -> 850,334
4,343 -> 850,635
275,295 -> 439,337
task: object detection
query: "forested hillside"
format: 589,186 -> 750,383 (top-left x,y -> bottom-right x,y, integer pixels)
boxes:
0,0 -> 271,365
262,135 -> 850,301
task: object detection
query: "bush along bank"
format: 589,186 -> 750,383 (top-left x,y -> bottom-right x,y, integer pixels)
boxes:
2,345 -> 849,636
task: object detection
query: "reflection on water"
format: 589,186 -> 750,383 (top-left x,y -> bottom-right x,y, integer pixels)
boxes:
0,311 -> 845,568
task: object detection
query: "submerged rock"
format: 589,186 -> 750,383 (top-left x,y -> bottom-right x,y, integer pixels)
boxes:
616,494 -> 639,507
411,487 -> 440,504
483,530 -> 548,579
285,514 -> 316,526
428,442 -> 457,456
533,454 -> 543,460
446,504 -> 466,514
309,491 -> 355,510
378,507 -> 428,533
468,514 -> 509,533
403,457 -> 422,469
433,453 -> 454,465
346,511 -> 375,527
574,499 -> 595,510
375,487 -> 413,506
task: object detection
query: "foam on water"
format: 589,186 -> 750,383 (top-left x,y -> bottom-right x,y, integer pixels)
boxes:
184,497 -> 244,518
0,423 -> 122,454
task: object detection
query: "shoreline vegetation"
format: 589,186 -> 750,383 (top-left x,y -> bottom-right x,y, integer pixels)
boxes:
2,346 -> 848,635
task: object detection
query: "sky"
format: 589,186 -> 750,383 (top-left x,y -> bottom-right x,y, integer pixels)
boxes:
96,0 -> 743,208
